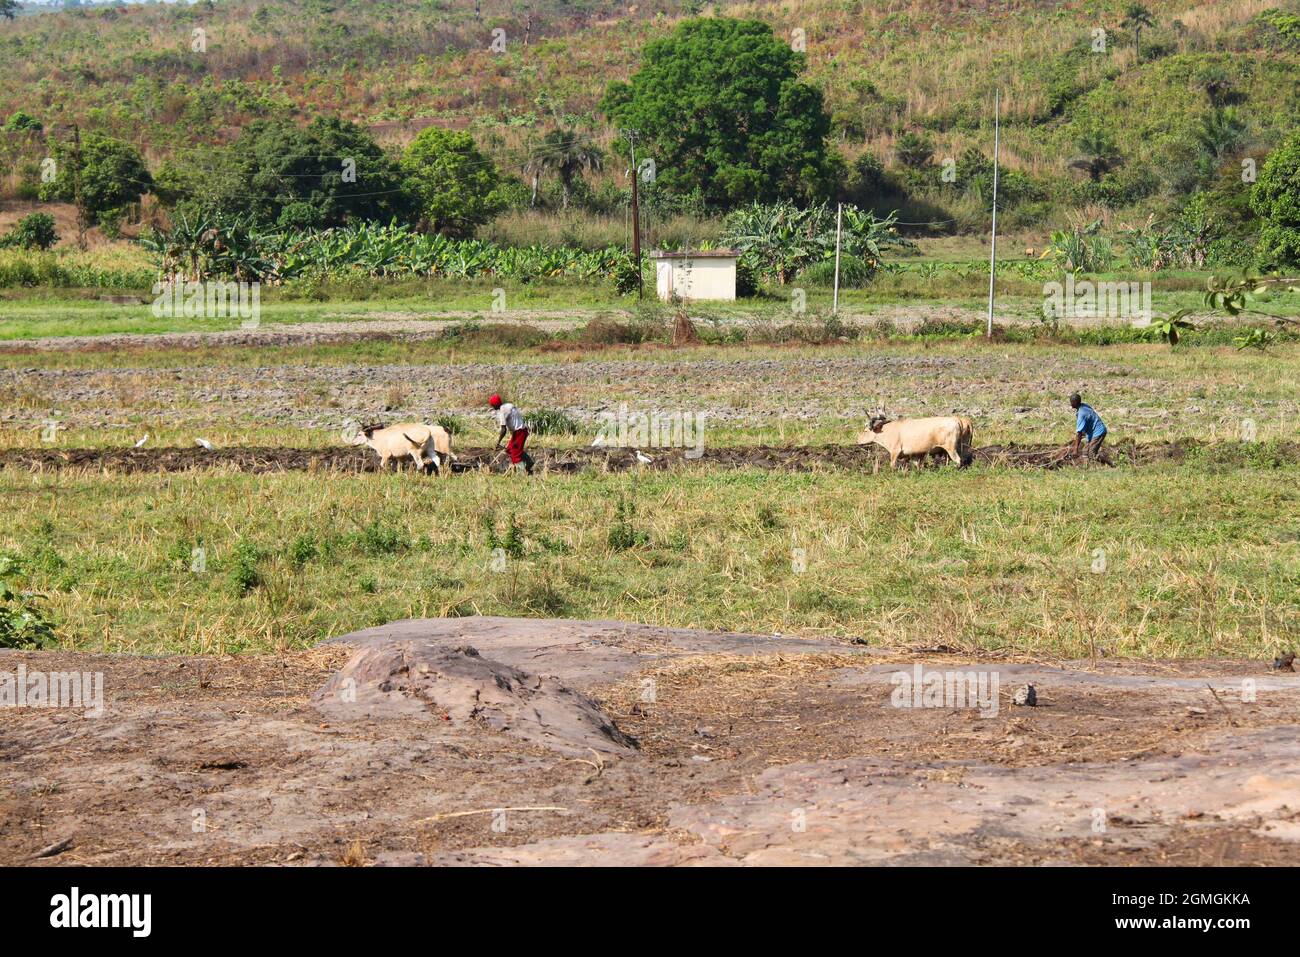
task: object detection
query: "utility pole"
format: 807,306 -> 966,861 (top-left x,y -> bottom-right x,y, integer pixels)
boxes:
986,89 -> 1000,337
832,202 -> 843,315
64,124 -> 90,251
625,129 -> 644,299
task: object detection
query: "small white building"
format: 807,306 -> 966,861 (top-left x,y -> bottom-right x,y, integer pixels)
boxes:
650,249 -> 739,302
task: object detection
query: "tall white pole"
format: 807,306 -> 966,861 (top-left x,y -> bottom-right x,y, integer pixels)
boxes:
987,90 -> 1000,337
832,202 -> 843,315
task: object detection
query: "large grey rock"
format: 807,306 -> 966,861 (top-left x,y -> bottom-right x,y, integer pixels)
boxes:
313,641 -> 637,756
328,615 -> 866,690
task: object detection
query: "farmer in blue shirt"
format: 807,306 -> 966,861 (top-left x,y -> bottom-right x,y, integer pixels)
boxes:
1070,393 -> 1112,464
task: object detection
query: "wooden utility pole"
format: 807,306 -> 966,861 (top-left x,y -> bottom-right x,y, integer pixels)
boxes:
625,129 -> 644,299
986,89 -> 1000,337
832,202 -> 843,315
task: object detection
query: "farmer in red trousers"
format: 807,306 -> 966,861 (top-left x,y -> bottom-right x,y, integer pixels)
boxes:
490,394 -> 534,475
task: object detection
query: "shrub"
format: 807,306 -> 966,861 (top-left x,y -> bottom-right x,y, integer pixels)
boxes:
607,495 -> 649,550
792,314 -> 861,343
735,254 -> 761,297
483,514 -> 525,559
895,131 -> 935,169
288,534 -> 319,567
515,576 -> 571,616
96,208 -> 124,241
0,580 -> 57,650
228,539 -> 262,595
0,213 -> 57,251
579,316 -> 666,345
435,414 -> 466,436
801,253 -> 875,288
612,255 -> 644,295
352,519 -> 406,557
525,408 -> 581,436
2,110 -> 43,133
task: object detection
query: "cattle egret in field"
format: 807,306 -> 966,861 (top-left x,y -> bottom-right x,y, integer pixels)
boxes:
635,450 -> 653,465
134,434 -> 149,447
195,438 -> 214,450
591,435 -> 605,447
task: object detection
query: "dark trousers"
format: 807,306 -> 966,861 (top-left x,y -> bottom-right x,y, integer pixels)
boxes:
1084,434 -> 1113,465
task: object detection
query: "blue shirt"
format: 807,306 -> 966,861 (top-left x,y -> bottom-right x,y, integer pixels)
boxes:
1075,403 -> 1107,440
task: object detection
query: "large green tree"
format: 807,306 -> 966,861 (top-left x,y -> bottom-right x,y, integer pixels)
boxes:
39,132 -> 152,216
1,1 -> 19,21
600,18 -> 838,208
402,127 -> 504,237
157,118 -> 415,229
1252,131 -> 1300,268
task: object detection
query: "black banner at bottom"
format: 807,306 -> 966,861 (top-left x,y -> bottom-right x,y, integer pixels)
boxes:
0,865 -> 1283,943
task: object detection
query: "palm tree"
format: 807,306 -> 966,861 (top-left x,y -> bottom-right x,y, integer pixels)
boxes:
1069,132 -> 1122,183
528,129 -> 603,210
894,131 -> 935,170
1121,3 -> 1156,61
1195,107 -> 1247,162
1197,66 -> 1237,108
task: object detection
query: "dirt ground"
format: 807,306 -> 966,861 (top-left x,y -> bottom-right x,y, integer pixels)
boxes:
3,616 -> 1298,866
2,438 -> 1294,476
0,306 -> 1172,355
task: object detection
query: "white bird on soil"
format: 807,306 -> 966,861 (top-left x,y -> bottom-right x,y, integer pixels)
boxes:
134,434 -> 149,448
635,449 -> 653,465
195,438 -> 214,450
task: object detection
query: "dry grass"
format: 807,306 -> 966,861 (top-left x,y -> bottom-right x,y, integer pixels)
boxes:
0,459 -> 1294,659
340,840 -> 367,867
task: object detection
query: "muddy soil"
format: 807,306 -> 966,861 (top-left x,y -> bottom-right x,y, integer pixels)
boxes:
2,439 -> 1293,476
2,616 -> 1298,866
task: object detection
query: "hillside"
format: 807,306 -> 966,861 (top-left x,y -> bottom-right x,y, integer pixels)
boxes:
1,0 -> 1299,238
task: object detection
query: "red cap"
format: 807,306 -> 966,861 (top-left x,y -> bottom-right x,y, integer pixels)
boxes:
488,394 -> 502,408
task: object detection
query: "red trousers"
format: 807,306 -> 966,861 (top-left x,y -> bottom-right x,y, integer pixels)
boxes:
506,428 -> 530,464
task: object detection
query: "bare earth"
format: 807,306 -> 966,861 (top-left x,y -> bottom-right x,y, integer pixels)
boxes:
0,307 -> 999,353
3,616 -> 1298,866
4,439 -> 1294,475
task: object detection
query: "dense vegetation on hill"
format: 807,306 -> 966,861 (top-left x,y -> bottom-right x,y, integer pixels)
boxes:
1,0 -> 1299,274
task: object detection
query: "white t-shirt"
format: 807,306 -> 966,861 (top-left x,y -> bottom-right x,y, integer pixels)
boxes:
494,403 -> 524,432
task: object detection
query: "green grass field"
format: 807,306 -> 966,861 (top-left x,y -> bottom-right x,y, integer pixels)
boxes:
2,462 -> 1296,658
2,284 -> 1296,661
4,258 -> 1300,342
